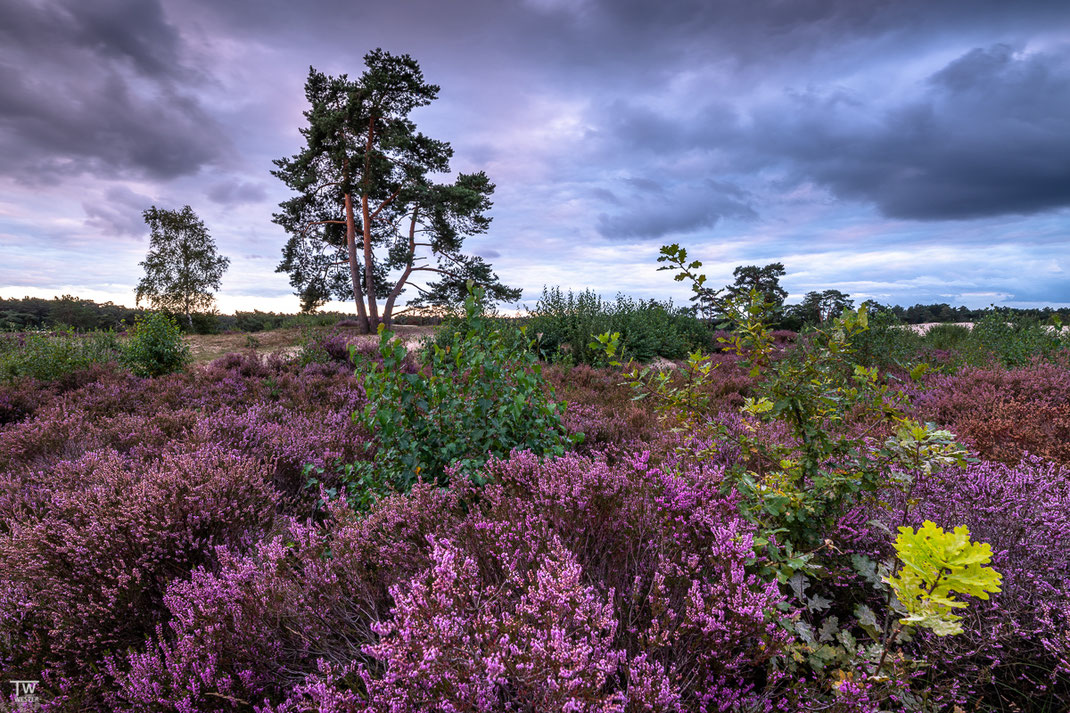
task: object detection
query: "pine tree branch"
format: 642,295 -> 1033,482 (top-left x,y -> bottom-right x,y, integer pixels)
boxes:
368,188 -> 401,221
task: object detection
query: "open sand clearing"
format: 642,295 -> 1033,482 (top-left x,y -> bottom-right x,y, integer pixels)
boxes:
902,322 -> 1069,335
183,324 -> 438,364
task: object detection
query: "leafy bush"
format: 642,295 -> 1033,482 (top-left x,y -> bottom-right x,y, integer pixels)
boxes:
526,286 -> 710,365
121,312 -> 191,377
0,328 -> 121,382
971,309 -> 1066,367
357,286 -> 579,491
637,254 -> 1017,709
849,309 -> 923,371
186,310 -> 221,334
852,308 -> 1069,374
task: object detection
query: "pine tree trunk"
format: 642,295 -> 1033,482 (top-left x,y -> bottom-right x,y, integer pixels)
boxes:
345,192 -> 371,334
361,192 -> 379,329
361,117 -> 380,330
382,207 -> 419,330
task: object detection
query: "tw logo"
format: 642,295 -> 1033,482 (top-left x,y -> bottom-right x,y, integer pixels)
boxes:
7,680 -> 39,709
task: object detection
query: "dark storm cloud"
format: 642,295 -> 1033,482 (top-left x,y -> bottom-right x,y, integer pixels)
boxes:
596,179 -> 756,239
4,0 -> 1070,310
0,0 -> 229,182
740,44 -> 1070,220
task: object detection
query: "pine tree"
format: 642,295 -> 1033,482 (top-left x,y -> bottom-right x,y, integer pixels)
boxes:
273,50 -> 517,330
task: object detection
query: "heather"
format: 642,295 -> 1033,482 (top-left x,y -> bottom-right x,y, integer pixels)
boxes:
108,451 -> 784,712
0,290 -> 1068,711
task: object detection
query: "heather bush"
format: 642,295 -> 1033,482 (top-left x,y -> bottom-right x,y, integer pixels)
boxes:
109,450 -> 786,711
0,446 -> 277,706
122,311 -> 191,377
909,362 -> 1070,465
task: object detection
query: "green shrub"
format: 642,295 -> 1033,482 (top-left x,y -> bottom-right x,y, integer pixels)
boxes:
0,329 -> 122,382
356,286 -> 580,491
186,311 -> 221,335
849,308 -> 923,370
971,310 -> 1064,367
639,252 -> 1003,703
122,312 -> 191,377
526,286 -> 709,365
922,323 -> 973,352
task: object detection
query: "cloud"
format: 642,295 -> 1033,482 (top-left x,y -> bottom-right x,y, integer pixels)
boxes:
738,44 -> 1070,220
207,181 -> 268,205
82,186 -> 154,237
3,0 -> 1070,313
596,179 -> 756,239
0,0 -> 229,183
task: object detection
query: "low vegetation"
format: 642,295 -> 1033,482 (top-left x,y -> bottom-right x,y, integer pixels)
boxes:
0,267 -> 1068,711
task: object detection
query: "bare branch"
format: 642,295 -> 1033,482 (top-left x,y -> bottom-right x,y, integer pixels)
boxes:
299,220 -> 346,236
312,182 -> 343,195
368,188 -> 401,221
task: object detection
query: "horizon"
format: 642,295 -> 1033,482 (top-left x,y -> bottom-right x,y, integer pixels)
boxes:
2,0 -> 1068,313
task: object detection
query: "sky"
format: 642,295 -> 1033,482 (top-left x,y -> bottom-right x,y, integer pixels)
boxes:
1,0 -> 1068,314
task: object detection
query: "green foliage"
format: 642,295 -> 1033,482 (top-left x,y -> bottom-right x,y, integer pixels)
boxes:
592,330 -> 719,439
356,286 -> 580,491
649,243 -> 1003,704
136,206 -> 230,329
787,289 -> 854,327
656,243 -> 724,323
972,309 -> 1065,367
122,312 -> 191,378
657,244 -> 789,325
726,302 -> 974,552
885,521 -> 1003,637
716,290 -> 780,377
854,307 -> 1069,373
850,308 -> 924,370
273,51 -> 514,328
527,285 -> 709,365
0,329 -> 122,382
0,295 -> 141,332
407,254 -> 522,313
726,261 -> 788,310
303,460 -> 395,513
187,310 -> 221,335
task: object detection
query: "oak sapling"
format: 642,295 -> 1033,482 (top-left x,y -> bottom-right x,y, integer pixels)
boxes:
874,521 -> 1002,674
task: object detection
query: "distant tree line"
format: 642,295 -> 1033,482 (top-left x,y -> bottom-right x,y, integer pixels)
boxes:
663,246 -> 1069,331
0,296 -> 141,332
0,296 -> 443,334
876,302 -> 1069,324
